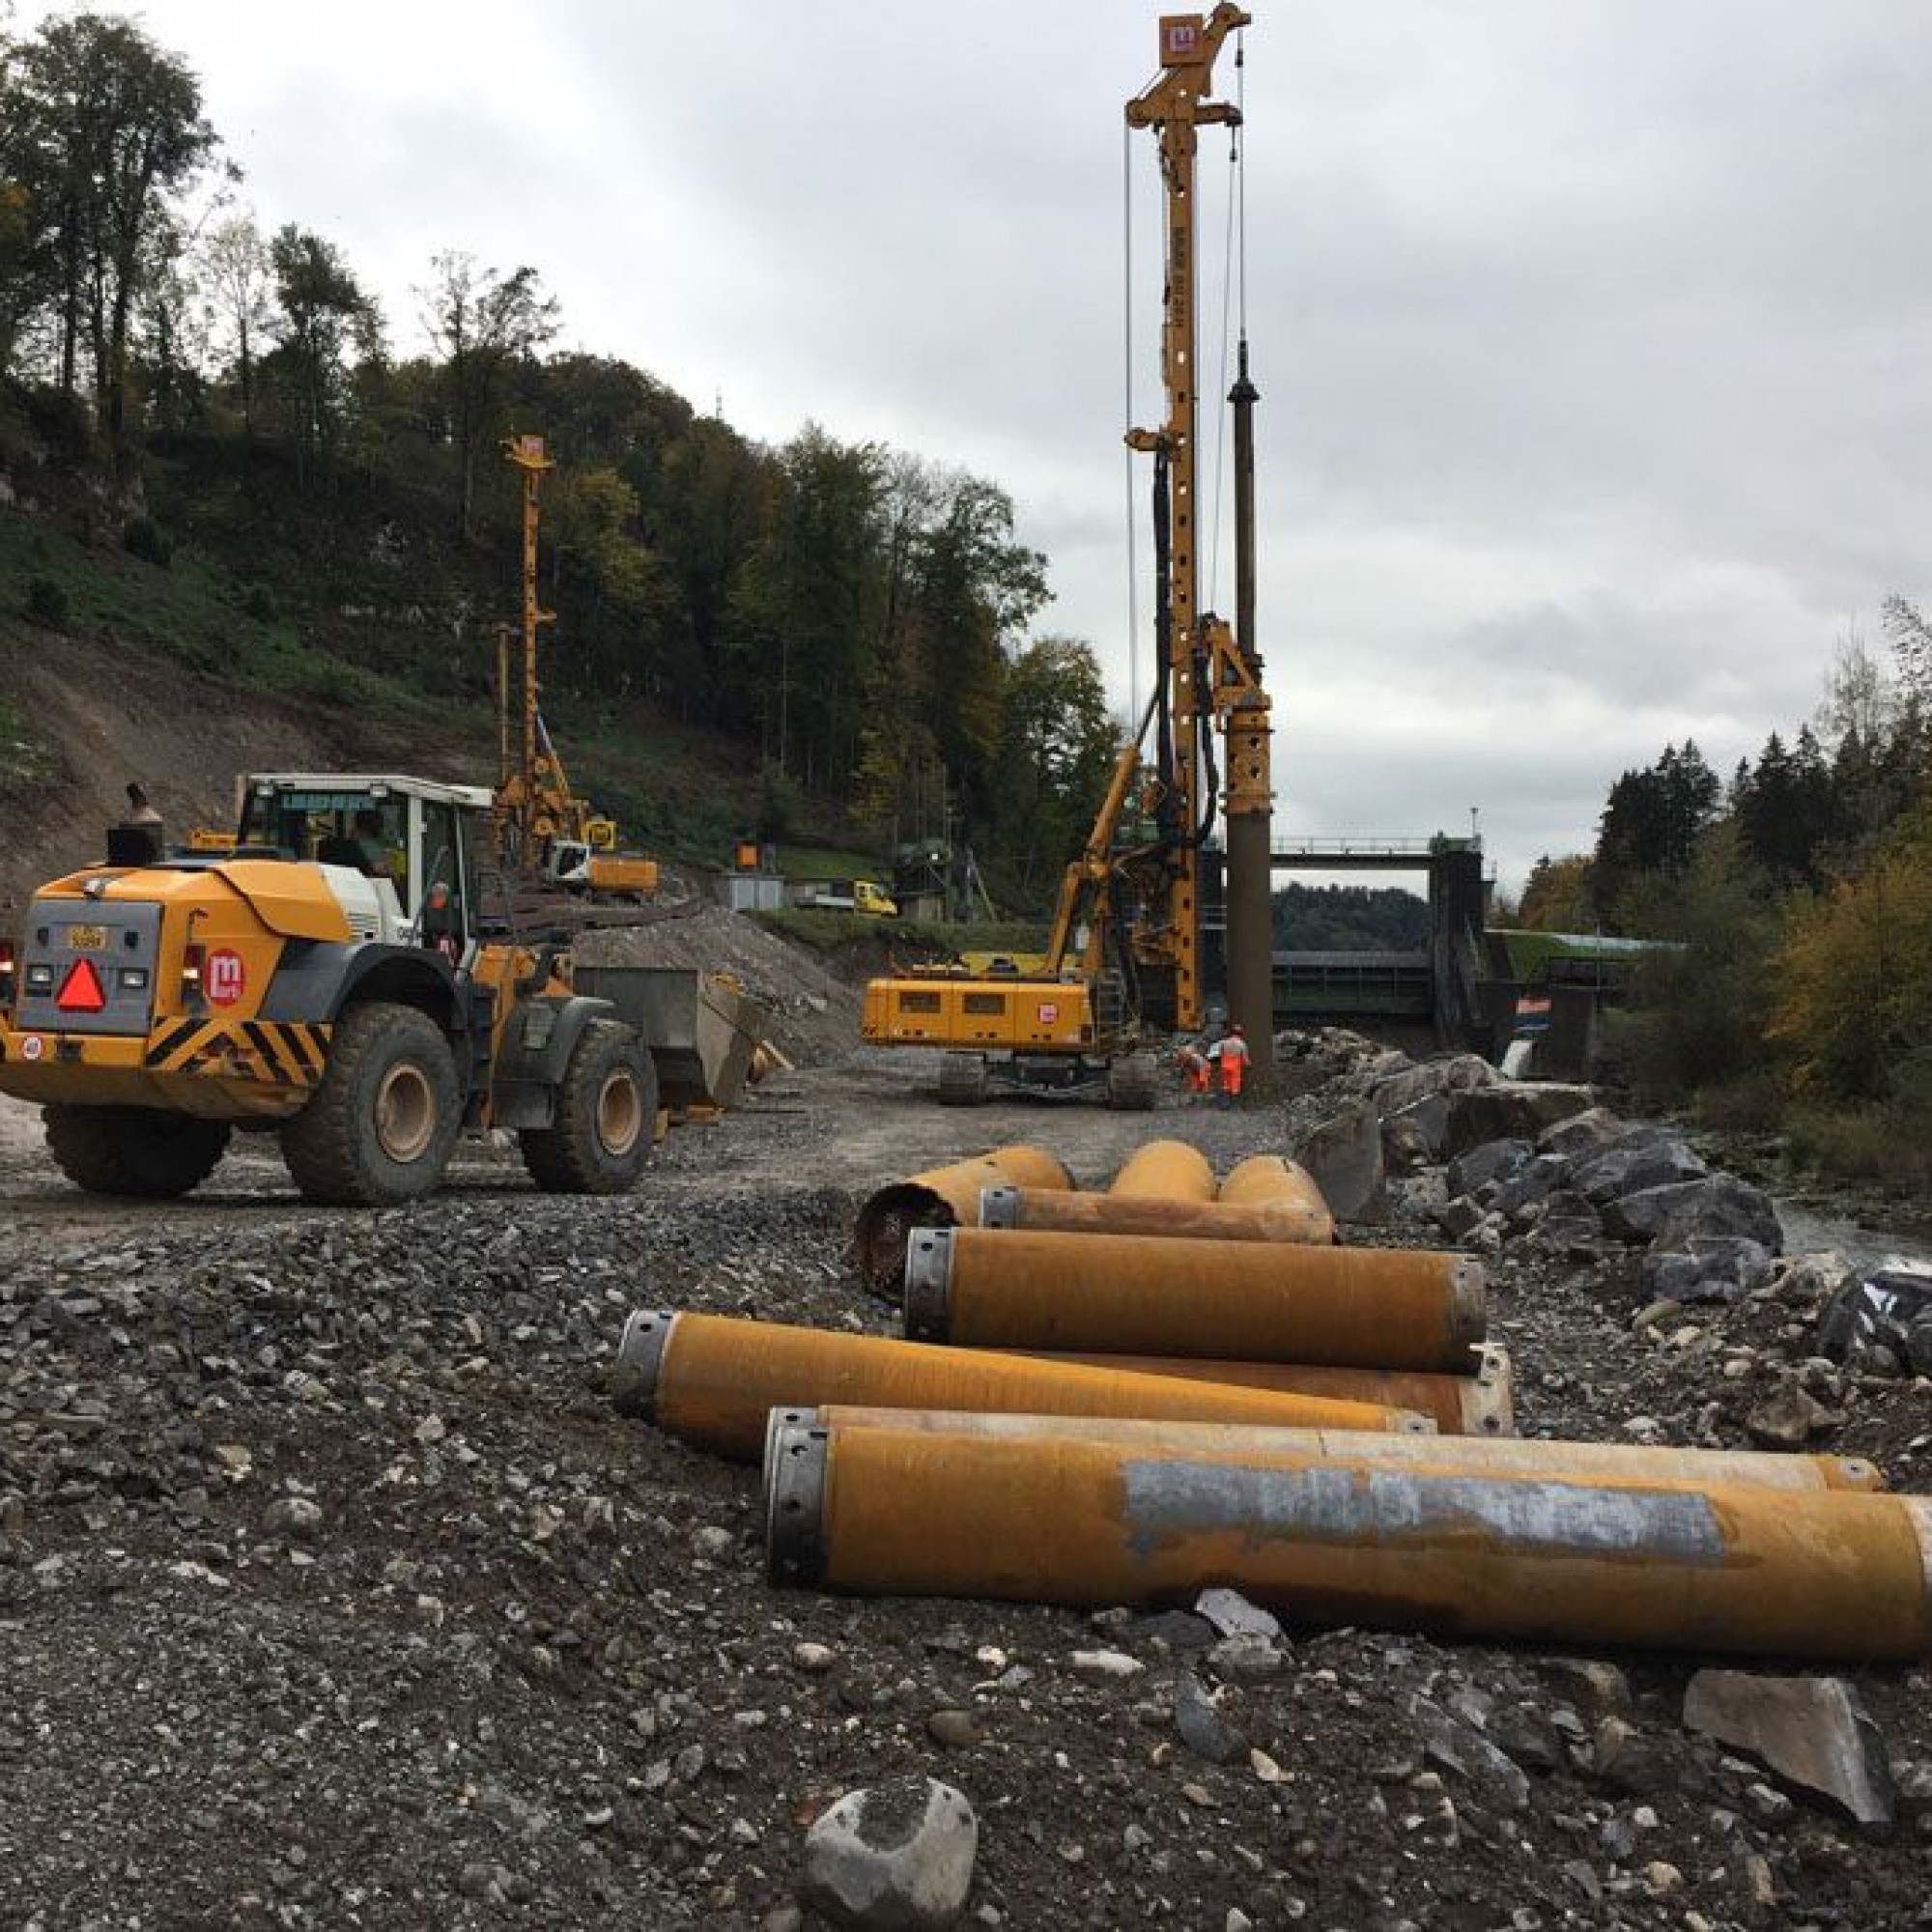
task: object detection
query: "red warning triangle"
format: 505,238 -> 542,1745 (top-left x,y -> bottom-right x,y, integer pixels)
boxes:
55,957 -> 106,1012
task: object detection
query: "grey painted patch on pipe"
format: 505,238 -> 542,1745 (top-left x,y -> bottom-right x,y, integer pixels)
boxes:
1120,1462 -> 1725,1565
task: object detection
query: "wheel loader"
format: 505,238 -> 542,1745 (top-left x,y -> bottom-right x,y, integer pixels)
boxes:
0,771 -> 746,1207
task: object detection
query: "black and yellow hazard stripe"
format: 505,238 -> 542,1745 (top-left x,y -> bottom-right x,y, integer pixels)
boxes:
143,1019 -> 331,1087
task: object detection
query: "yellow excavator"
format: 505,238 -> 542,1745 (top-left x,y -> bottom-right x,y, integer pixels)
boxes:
862,4 -> 1273,1106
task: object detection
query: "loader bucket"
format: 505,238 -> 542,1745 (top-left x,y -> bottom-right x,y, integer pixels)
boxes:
574,965 -> 765,1111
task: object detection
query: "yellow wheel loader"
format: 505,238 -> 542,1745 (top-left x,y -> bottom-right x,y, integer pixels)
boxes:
0,772 -> 698,1207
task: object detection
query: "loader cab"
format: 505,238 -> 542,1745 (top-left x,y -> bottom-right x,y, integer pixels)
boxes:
236,774 -> 495,955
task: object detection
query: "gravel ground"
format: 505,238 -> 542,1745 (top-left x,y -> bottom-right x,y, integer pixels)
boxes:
3,1042 -> 1932,1930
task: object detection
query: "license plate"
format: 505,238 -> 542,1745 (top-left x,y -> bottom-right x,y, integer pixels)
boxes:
68,925 -> 106,951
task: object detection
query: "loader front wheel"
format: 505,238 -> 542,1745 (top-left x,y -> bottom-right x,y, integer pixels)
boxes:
43,1104 -> 231,1198
280,1002 -> 461,1206
520,1020 -> 657,1194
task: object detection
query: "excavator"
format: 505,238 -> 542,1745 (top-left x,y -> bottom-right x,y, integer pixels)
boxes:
862,4 -> 1275,1106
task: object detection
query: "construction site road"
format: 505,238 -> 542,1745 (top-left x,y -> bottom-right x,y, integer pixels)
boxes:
3,1048 -> 1931,1929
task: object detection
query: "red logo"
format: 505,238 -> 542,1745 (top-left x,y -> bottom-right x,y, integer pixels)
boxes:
1039,1003 -> 1060,1024
206,949 -> 246,1007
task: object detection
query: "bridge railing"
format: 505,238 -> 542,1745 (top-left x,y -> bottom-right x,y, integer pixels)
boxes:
1269,833 -> 1482,859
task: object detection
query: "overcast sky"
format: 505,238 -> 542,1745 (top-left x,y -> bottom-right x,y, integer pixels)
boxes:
40,1 -> 1932,892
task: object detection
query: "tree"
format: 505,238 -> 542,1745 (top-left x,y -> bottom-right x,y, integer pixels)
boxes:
420,250 -> 558,538
201,213 -> 273,435
1592,741 -> 1719,923
267,224 -> 373,483
1773,796 -> 1932,1102
0,14 -> 217,451
993,636 -> 1118,896
1516,854 -> 1593,931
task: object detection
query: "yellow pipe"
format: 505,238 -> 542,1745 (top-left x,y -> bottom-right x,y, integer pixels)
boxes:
1013,1348 -> 1515,1436
765,1422 -> 1932,1661
1217,1154 -> 1332,1229
980,1185 -> 1330,1248
1108,1140 -> 1216,1202
609,1309 -> 1430,1463
803,1406 -> 1884,1491
853,1145 -> 1073,1294
904,1226 -> 1486,1375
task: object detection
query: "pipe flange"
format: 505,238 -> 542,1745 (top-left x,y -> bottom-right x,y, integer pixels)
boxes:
901,1228 -> 954,1342
764,1422 -> 831,1588
610,1308 -> 677,1418
979,1185 -> 1020,1230
1395,1407 -> 1438,1435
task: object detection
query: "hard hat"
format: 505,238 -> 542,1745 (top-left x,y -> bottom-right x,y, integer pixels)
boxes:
1232,1022 -> 1244,1035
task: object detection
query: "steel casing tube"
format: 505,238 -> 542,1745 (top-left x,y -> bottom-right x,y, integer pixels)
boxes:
980,1185 -> 1331,1248
903,1226 -> 1486,1374
1013,1347 -> 1515,1436
1217,1154 -> 1330,1223
1108,1140 -> 1217,1202
609,1309 -> 1430,1462
798,1405 -> 1884,1491
853,1146 -> 1073,1293
764,1422 -> 1932,1661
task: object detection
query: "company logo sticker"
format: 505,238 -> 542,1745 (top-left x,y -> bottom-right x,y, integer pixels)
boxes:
206,950 -> 246,1008
1039,1003 -> 1060,1024
19,1035 -> 43,1062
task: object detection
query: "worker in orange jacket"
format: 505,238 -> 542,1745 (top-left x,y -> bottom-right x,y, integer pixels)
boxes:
1215,1023 -> 1250,1107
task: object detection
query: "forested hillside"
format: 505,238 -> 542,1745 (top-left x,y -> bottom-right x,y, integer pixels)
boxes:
0,13 -> 1118,896
1515,621 -> 1932,1185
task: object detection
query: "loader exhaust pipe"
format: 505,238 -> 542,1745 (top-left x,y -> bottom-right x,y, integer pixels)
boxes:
901,1226 -> 1486,1374
763,1420 -> 1932,1660
609,1308 -> 1430,1462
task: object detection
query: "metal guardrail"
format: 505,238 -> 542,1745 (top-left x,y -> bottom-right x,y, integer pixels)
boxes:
1269,834 -> 1483,859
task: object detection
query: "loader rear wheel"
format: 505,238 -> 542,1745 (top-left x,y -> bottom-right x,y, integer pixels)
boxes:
43,1104 -> 231,1198
937,1052 -> 989,1107
1105,1053 -> 1159,1112
520,1019 -> 658,1194
280,1001 -> 461,1206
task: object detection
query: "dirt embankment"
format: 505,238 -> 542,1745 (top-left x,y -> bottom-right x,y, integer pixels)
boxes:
0,631 -> 457,906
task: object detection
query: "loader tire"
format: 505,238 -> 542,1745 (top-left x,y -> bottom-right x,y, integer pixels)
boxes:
937,1052 -> 988,1107
520,1020 -> 657,1195
1104,1053 -> 1159,1112
280,1001 -> 461,1206
43,1104 -> 231,1198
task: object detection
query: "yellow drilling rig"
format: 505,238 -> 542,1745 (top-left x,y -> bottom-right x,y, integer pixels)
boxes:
862,4 -> 1275,1106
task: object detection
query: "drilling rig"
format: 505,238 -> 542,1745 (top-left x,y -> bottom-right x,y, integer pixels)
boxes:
862,3 -> 1274,1105
492,433 -> 662,899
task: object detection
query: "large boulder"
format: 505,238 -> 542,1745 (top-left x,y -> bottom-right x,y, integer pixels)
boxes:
1372,1055 -> 1496,1155
1600,1179 -> 1708,1245
803,1777 -> 980,1929
1572,1139 -> 1708,1207
1683,1673 -> 1894,1830
1648,1174 -> 1782,1258
1640,1237 -> 1775,1304
1444,1082 -> 1595,1154
1293,1098 -> 1387,1223
1446,1138 -> 1534,1202
1535,1106 -> 1625,1158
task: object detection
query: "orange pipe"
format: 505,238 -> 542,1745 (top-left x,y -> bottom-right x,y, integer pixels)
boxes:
853,1145 -> 1073,1293
1108,1139 -> 1216,1202
980,1185 -> 1330,1247
803,1406 -> 1884,1491
609,1309 -> 1429,1462
1015,1347 -> 1515,1436
904,1226 -> 1486,1374
765,1422 -> 1932,1660
1217,1153 -> 1331,1225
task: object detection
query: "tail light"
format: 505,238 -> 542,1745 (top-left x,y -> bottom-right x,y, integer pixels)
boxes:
0,938 -> 13,1005
181,943 -> 205,1004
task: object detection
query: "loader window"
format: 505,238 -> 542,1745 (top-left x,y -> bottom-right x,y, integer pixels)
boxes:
416,802 -> 468,957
